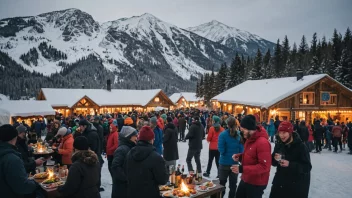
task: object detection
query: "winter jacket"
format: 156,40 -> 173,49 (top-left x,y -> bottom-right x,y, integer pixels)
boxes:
82,123 -> 101,157
125,141 -> 169,198
153,126 -> 163,155
111,136 -> 136,198
34,121 -> 43,134
325,126 -> 332,140
157,117 -> 165,130
173,117 -> 179,127
298,124 -> 309,142
58,150 -> 101,198
0,142 -> 38,198
93,123 -> 104,153
185,121 -> 204,150
106,131 -> 119,156
178,117 -> 187,131
163,123 -> 179,161
117,117 -> 124,132
268,119 -> 276,137
237,126 -> 272,186
16,136 -> 36,173
332,125 -> 343,138
218,129 -> 244,166
274,119 -> 281,132
313,124 -> 324,139
207,126 -> 224,150
270,132 -> 311,198
45,120 -> 61,142
58,134 -> 74,165
200,116 -> 206,128
206,117 -> 213,129
308,126 -> 314,142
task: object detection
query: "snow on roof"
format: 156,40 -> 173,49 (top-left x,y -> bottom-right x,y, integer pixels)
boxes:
41,88 -> 164,107
212,74 -> 329,109
0,94 -> 9,102
169,92 -> 202,103
0,100 -> 56,117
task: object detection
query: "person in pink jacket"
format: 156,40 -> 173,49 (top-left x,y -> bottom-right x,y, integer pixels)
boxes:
106,124 -> 119,177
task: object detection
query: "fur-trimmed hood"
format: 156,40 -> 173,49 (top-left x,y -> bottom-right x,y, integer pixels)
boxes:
71,150 -> 99,166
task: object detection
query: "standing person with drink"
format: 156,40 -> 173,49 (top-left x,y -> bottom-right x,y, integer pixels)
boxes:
185,116 -> 204,174
232,115 -> 271,198
269,121 -> 312,198
217,117 -> 243,198
163,117 -> 179,169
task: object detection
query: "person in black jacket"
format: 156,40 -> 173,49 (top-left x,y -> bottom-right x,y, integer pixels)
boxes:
116,114 -> 125,132
270,121 -> 312,198
313,120 -> 324,153
125,126 -> 168,198
163,117 -> 179,169
297,121 -> 309,143
274,116 -> 281,133
0,124 -> 38,198
111,126 -> 138,198
58,136 -> 101,198
16,125 -> 44,174
79,119 -> 104,191
178,115 -> 187,142
185,116 -> 204,173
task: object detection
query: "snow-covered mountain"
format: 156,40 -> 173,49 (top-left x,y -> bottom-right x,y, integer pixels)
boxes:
187,20 -> 275,56
0,9 -> 237,80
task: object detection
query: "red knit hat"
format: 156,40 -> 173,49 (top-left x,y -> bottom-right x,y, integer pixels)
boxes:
278,121 -> 294,133
110,124 -> 117,132
138,126 -> 155,141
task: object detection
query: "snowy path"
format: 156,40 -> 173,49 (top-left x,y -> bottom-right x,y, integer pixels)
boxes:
100,139 -> 352,198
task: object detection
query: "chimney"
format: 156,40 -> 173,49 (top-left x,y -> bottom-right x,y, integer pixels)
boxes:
107,79 -> 111,91
296,69 -> 303,81
81,85 -> 85,89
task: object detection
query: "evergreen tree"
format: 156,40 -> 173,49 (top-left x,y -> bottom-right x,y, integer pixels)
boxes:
340,28 -> 352,87
263,49 -> 271,78
308,33 -> 321,74
332,29 -> 343,79
281,36 -> 290,76
195,81 -> 200,98
320,36 -> 331,74
298,35 -> 309,72
227,53 -> 243,88
250,49 -> 264,80
210,69 -> 216,98
203,73 -> 211,102
273,39 -> 283,77
215,63 -> 228,94
198,75 -> 204,97
245,56 -> 251,80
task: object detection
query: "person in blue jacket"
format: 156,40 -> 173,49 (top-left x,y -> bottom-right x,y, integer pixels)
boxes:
268,118 -> 276,143
218,116 -> 244,198
150,117 -> 163,155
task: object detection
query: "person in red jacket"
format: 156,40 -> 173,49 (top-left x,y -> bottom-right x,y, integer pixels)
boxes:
203,115 -> 224,177
232,115 -> 271,198
52,127 -> 74,168
107,124 -> 119,177
332,122 -> 343,152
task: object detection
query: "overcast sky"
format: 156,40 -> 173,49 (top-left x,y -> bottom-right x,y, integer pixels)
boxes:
1,0 -> 351,45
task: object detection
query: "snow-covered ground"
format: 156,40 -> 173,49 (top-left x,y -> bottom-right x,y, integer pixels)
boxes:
100,137 -> 352,198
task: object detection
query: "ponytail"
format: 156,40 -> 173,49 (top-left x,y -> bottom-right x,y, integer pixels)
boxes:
227,117 -> 239,138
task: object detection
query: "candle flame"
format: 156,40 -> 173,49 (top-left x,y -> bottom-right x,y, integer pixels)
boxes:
47,169 -> 54,179
37,143 -> 44,153
181,180 -> 189,193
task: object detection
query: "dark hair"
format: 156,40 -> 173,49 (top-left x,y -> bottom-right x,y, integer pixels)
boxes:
227,117 -> 239,138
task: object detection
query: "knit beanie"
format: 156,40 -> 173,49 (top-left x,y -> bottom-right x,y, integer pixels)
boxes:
278,121 -> 294,133
240,115 -> 257,130
79,119 -> 90,126
150,117 -> 157,125
112,119 -> 118,127
124,117 -> 134,126
161,114 -> 167,122
0,124 -> 18,142
16,125 -> 27,134
110,124 -> 117,132
56,127 -> 68,137
212,116 -> 221,128
138,126 -> 155,142
120,126 -> 138,139
73,136 -> 89,150
166,117 -> 173,123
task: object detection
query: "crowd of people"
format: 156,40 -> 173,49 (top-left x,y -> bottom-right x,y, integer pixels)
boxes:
1,107 -> 351,198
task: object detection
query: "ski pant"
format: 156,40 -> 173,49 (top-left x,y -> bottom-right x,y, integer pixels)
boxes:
236,180 -> 266,198
206,150 -> 220,174
186,149 -> 202,172
180,127 -> 186,140
315,138 -> 322,152
333,137 -> 342,151
107,155 -> 113,178
219,165 -> 238,198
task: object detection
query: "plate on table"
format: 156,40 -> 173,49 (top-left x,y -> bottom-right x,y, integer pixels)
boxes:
162,191 -> 176,198
159,185 -> 173,191
41,181 -> 65,189
171,189 -> 198,198
202,181 -> 216,189
196,185 -> 209,192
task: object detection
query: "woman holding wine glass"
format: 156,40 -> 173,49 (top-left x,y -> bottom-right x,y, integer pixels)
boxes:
270,121 -> 312,198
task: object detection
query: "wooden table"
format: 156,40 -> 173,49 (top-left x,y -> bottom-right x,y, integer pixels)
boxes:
160,179 -> 225,198
32,177 -> 60,198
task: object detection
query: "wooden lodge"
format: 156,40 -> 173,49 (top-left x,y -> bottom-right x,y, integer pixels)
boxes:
211,72 -> 352,124
37,83 -> 174,117
169,92 -> 204,109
